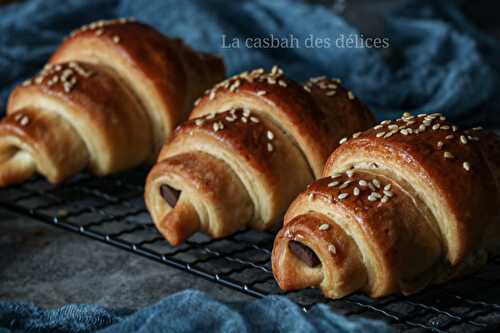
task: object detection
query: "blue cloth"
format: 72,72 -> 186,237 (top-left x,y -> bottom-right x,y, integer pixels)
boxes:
0,290 -> 392,333
0,0 -> 499,126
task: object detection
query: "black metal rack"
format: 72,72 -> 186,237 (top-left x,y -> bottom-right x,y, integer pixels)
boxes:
1,168 -> 500,332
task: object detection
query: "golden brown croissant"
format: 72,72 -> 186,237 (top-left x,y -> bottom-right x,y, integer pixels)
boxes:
145,68 -> 375,245
272,112 -> 500,299
0,18 -> 224,186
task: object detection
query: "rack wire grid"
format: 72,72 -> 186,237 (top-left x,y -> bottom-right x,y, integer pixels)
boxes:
1,168 -> 500,333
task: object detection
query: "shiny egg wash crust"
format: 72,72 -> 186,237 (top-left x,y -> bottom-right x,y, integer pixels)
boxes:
145,66 -> 376,246
272,111 -> 500,299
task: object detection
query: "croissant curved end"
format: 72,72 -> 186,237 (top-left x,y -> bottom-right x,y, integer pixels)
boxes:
0,149 -> 35,187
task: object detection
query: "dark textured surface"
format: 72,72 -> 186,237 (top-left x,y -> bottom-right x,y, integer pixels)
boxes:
0,208 -> 252,308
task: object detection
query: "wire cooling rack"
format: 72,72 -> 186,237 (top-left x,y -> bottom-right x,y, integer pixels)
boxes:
1,168 -> 500,332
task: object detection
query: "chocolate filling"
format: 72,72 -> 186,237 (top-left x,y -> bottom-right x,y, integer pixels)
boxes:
288,240 -> 320,267
160,184 -> 181,207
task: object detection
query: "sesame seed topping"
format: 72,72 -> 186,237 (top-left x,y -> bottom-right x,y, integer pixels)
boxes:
353,187 -> 360,196
266,130 -> 274,140
267,143 -> 274,152
19,115 -> 29,126
383,190 -> 394,197
463,161 -> 471,171
112,35 -> 120,44
437,141 -> 444,150
443,151 -> 454,159
376,132 -> 385,138
445,135 -> 454,140
374,125 -> 383,130
328,181 -> 340,187
460,135 -> 468,144
384,184 -> 391,191
358,179 -> 368,186
338,180 -> 353,190
339,137 -> 348,144
347,91 -> 355,100
319,224 -> 330,231
326,91 -> 336,96
308,193 -> 314,202
328,244 -> 337,254
331,173 -> 342,179
472,127 -> 483,131
250,117 -> 259,123
372,179 -> 381,189
367,194 -> 378,201
381,196 -> 389,203
213,122 -> 220,132
256,90 -> 267,96
195,119 -> 204,126
338,193 -> 349,200
346,170 -> 354,178
352,132 -> 361,139
432,124 -> 440,130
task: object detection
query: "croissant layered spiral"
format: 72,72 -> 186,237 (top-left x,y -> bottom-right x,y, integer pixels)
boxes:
145,68 -> 375,245
272,113 -> 500,299
0,19 -> 224,186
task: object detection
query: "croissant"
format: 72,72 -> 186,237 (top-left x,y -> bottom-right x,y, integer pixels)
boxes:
0,18 -> 224,186
272,112 -> 500,299
145,68 -> 375,245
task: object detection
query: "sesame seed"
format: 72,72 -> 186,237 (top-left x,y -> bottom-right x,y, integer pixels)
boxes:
326,91 -> 336,96
339,180 -> 352,189
472,127 -> 483,131
241,117 -> 248,123
243,108 -> 251,117
304,85 -> 311,92
278,80 -> 287,87
213,123 -> 220,132
339,137 -> 348,144
372,179 -> 381,189
206,113 -> 215,119
437,141 -> 444,150
267,143 -> 274,152
381,120 -> 391,125
250,117 -> 259,123
22,79 -> 32,86
19,115 -> 29,126
368,183 -> 376,192
358,180 -> 368,186
353,187 -> 360,196
374,125 -> 383,130
383,190 -> 393,197
452,126 -> 458,132
381,196 -> 389,203
400,129 -> 409,135
388,124 -> 398,130
331,173 -> 342,179
346,170 -> 354,178
319,224 -> 330,231
256,90 -> 266,96
460,135 -> 468,144
347,91 -> 355,100
372,192 -> 382,199
112,35 -> 120,43
352,132 -> 361,139
463,161 -> 471,171
384,184 -> 391,191
308,193 -> 314,201
195,119 -> 204,126
95,29 -> 104,36
328,181 -> 340,187
328,244 -> 337,254
266,130 -> 274,140
367,194 -> 377,201
444,151 -> 454,159
338,193 -> 349,200
445,135 -> 454,140
402,112 -> 412,118
376,132 -> 385,138
440,125 -> 450,130
432,124 -> 440,130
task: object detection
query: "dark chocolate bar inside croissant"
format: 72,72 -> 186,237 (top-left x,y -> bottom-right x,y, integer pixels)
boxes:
145,68 -> 375,245
0,18 -> 224,187
272,113 -> 500,299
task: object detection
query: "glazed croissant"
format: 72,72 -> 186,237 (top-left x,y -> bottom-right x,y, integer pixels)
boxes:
272,112 -> 500,299
145,67 -> 375,245
0,18 -> 224,186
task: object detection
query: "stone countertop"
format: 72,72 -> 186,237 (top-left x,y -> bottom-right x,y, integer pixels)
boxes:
0,208 -> 252,308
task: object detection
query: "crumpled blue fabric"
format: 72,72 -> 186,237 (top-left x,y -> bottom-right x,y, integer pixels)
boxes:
0,0 -> 499,126
0,290 -> 392,333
